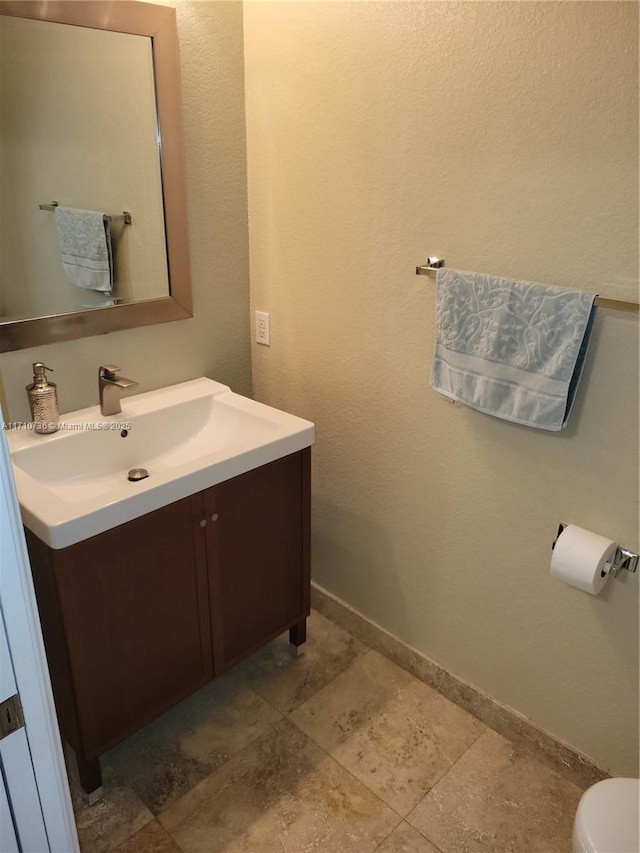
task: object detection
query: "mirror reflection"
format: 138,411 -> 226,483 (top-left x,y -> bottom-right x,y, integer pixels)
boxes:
0,16 -> 169,323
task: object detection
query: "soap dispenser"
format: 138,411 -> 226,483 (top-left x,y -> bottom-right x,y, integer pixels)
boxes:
26,363 -> 59,434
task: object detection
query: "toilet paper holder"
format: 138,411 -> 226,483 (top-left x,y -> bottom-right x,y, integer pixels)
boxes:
553,523 -> 638,578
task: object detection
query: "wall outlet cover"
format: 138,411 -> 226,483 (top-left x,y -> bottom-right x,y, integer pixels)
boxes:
255,311 -> 270,346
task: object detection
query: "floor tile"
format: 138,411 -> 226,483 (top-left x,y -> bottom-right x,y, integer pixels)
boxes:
112,819 -> 182,853
67,609 -> 588,853
68,758 -> 153,853
375,821 -> 442,852
236,610 -> 369,714
290,650 -> 485,816
407,729 -> 584,853
158,717 -> 400,853
104,669 -> 281,814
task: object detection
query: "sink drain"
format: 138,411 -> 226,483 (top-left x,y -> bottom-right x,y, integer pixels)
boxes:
127,468 -> 149,482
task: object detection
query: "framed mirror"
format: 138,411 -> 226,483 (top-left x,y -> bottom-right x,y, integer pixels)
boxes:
0,0 -> 192,352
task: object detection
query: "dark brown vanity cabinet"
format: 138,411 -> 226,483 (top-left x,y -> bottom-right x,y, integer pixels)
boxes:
25,449 -> 310,794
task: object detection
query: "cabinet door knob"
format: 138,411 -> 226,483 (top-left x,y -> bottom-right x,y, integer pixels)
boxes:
199,519 -> 207,528
210,513 -> 218,522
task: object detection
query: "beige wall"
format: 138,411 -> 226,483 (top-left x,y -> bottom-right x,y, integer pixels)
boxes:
1,0 -> 251,419
244,1 -> 639,775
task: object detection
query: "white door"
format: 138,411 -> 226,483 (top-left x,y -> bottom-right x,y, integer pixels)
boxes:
0,416 -> 78,851
0,606 -> 49,851
0,778 -> 19,853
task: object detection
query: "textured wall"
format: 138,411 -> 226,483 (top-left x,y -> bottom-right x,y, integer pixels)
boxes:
244,1 -> 639,774
0,0 -> 251,419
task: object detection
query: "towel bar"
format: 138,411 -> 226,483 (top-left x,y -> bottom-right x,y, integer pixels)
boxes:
39,201 -> 132,225
416,258 -> 639,314
416,257 -> 445,276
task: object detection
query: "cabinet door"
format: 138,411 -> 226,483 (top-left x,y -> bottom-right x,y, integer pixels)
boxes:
35,497 -> 213,757
205,450 -> 310,671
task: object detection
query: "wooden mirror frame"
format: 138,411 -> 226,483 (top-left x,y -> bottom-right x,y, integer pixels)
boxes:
0,0 -> 192,352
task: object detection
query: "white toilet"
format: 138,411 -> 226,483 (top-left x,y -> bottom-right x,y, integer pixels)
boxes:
572,777 -> 640,853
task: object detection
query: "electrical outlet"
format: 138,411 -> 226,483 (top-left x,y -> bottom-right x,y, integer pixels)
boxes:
255,311 -> 270,346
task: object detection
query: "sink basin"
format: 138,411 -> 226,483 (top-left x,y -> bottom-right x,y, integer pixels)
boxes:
8,378 -> 315,549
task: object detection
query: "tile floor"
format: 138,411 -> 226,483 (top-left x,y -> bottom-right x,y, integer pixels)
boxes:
69,611 -> 584,852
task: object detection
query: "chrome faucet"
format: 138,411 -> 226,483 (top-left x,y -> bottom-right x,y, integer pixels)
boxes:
98,365 -> 138,416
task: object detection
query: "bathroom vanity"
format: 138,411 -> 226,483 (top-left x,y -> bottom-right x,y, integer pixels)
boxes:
25,450 -> 310,794
9,378 -> 314,794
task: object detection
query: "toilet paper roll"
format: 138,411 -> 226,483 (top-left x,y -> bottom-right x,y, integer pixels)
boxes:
551,525 -> 617,595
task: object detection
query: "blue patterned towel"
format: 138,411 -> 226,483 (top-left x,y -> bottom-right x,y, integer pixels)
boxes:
430,269 -> 596,430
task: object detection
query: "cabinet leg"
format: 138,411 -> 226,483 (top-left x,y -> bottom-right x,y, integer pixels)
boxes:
77,754 -> 102,797
289,618 -> 307,650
